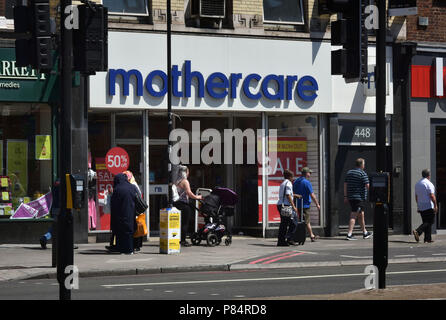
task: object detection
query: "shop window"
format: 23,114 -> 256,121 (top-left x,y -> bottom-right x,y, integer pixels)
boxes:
149,116 -> 168,140
103,0 -> 149,15
0,103 -> 52,217
267,115 -> 320,226
263,0 -> 304,25
233,116 -> 261,229
116,113 -> 142,139
88,113 -> 111,231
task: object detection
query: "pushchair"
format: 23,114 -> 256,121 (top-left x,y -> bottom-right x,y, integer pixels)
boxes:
190,187 -> 238,247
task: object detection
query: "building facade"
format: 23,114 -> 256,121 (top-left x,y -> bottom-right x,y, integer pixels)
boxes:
86,0 -> 397,241
0,0 -> 411,243
393,0 -> 446,235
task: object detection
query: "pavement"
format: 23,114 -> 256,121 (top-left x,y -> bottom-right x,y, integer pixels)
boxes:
1,233 -> 446,299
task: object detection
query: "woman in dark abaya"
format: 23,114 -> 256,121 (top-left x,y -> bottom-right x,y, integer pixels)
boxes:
110,173 -> 138,255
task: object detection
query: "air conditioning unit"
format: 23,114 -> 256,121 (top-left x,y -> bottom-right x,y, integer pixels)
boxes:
191,0 -> 225,19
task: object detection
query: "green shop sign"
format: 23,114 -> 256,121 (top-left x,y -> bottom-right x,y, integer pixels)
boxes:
0,48 -> 58,102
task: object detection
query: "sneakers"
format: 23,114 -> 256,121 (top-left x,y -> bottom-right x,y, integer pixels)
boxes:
346,232 -> 372,241
363,232 -> 373,239
412,230 -> 420,242
346,234 -> 357,241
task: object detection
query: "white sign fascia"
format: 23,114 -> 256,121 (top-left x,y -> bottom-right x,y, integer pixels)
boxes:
436,57 -> 444,97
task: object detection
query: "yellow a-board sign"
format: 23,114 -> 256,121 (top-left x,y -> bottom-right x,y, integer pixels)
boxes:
159,207 -> 181,254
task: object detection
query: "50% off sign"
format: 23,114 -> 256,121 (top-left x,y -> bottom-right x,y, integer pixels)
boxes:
105,147 -> 130,175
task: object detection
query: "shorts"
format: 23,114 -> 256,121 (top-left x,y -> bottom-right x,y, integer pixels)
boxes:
349,200 -> 366,213
298,207 -> 310,223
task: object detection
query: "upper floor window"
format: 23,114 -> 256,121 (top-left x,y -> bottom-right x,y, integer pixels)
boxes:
263,0 -> 304,25
103,0 -> 149,16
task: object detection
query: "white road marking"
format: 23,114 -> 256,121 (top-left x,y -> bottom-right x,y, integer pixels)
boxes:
144,289 -> 152,291
340,255 -> 372,259
395,255 -> 416,258
234,295 -> 245,298
106,258 -> 153,263
210,293 -> 220,296
100,268 -> 446,288
432,253 -> 446,256
164,290 -> 173,293
188,292 -> 197,295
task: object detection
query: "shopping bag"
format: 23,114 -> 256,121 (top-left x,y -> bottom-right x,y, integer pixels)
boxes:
135,191 -> 148,215
134,213 -> 148,238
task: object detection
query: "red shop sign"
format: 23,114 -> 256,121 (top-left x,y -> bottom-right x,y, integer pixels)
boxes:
105,147 -> 129,175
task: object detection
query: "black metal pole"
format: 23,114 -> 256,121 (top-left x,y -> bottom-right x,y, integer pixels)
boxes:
373,0 -> 388,289
167,0 -> 173,208
57,0 -> 73,300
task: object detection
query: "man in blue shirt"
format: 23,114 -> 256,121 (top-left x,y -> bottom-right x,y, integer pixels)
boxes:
293,167 -> 321,242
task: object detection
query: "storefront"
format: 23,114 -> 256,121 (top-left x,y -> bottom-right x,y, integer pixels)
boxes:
407,48 -> 446,234
88,31 -> 394,238
0,48 -> 58,243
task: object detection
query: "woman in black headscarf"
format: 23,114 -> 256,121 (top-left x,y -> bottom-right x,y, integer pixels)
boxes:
111,173 -> 138,255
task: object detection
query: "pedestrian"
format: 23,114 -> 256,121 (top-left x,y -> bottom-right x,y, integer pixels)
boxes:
173,165 -> 203,247
344,158 -> 372,240
110,173 -> 139,255
123,170 -> 144,252
277,169 -> 299,246
413,169 -> 437,243
293,167 -> 321,242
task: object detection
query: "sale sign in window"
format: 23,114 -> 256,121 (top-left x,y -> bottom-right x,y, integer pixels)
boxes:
258,137 -> 307,223
105,147 -> 129,175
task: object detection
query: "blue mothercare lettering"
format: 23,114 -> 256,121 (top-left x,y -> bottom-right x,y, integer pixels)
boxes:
145,70 -> 167,97
108,61 -> 319,102
243,73 -> 262,99
206,72 -> 229,99
297,76 -> 318,101
261,74 -> 284,100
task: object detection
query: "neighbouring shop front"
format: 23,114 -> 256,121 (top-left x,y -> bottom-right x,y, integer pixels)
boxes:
408,49 -> 446,234
0,48 -> 58,243
87,31 -> 394,239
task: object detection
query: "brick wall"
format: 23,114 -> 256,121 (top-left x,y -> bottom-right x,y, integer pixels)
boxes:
152,0 -> 184,12
0,0 -> 5,17
407,0 -> 446,43
233,0 -> 263,16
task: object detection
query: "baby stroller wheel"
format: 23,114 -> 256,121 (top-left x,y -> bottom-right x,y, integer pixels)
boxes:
206,233 -> 219,247
190,233 -> 201,246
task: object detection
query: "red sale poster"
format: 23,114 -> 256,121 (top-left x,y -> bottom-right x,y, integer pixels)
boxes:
258,137 -> 307,223
96,157 -> 114,230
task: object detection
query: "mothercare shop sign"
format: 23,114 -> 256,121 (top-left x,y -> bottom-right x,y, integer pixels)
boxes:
89,32 -> 332,113
0,48 -> 58,102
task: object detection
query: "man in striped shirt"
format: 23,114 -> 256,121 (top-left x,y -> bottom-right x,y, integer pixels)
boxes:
344,158 -> 372,240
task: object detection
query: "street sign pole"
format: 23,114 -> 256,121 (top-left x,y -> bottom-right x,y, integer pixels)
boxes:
167,0 -> 173,209
373,0 -> 388,289
57,0 -> 74,300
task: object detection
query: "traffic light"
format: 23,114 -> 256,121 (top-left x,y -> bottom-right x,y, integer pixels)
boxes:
73,4 -> 108,74
13,0 -> 53,73
321,0 -> 368,81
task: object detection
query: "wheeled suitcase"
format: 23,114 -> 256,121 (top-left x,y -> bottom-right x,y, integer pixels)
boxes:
293,196 -> 306,245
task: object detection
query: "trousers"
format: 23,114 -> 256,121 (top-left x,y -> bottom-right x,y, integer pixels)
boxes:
416,209 -> 435,242
173,200 -> 192,243
277,205 -> 297,244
